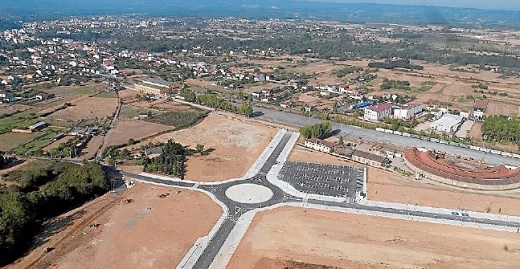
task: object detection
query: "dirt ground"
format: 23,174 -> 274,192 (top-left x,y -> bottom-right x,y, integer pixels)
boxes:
106,120 -> 172,146
80,136 -> 104,159
7,183 -> 222,269
228,206 -> 520,269
46,97 -> 118,122
127,114 -> 276,181
367,167 -> 520,216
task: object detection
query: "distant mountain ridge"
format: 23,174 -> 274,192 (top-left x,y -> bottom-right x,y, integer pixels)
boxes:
1,0 -> 520,27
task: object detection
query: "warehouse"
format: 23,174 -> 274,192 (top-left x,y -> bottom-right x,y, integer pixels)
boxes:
431,113 -> 463,133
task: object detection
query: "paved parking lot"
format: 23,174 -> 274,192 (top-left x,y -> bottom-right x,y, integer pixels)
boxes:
277,161 -> 364,200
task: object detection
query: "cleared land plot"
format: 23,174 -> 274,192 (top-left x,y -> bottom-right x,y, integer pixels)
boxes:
487,101 -> 520,117
0,132 -> 38,152
7,183 -> 222,269
45,84 -> 105,97
288,145 -> 362,167
368,168 -> 520,216
107,120 -> 172,146
128,114 -> 276,181
80,136 -> 103,159
42,136 -> 74,152
228,207 -> 520,269
47,97 -> 118,122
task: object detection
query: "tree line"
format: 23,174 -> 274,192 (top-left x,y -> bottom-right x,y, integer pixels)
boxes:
0,161 -> 109,265
299,122 -> 332,139
482,116 -> 520,144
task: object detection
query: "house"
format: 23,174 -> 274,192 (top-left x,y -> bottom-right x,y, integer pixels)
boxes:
431,113 -> 463,133
144,147 -> 162,159
304,138 -> 335,153
364,103 -> 392,121
473,100 -> 488,120
393,103 -> 422,120
35,92 -> 55,100
352,150 -> 390,168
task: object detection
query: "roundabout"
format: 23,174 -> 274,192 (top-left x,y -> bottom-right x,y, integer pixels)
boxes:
225,183 -> 274,204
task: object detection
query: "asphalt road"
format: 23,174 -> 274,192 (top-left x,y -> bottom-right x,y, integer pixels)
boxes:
253,106 -> 520,166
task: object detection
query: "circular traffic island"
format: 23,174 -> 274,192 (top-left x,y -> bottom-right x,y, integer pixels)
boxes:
225,183 -> 274,204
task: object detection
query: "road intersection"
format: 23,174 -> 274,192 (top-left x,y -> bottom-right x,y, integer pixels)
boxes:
121,129 -> 520,269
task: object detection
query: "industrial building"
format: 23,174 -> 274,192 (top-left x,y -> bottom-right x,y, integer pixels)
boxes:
431,113 -> 463,133
134,78 -> 172,96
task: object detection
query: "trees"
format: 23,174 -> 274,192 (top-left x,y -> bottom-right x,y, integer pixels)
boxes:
299,122 -> 332,139
482,116 -> 520,143
237,103 -> 253,117
180,88 -> 196,102
144,140 -> 187,179
0,161 -> 109,265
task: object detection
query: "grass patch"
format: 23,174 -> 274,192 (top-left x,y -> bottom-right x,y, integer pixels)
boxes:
69,87 -> 100,95
0,132 -> 39,152
148,109 -> 208,129
96,91 -> 117,98
14,129 -> 61,155
0,111 -> 39,134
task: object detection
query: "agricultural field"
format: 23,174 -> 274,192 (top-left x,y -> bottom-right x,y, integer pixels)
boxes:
0,132 -> 39,152
106,120 -> 172,146
46,97 -> 118,122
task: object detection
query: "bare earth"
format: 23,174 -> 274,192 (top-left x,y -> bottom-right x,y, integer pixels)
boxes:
128,114 -> 276,181
8,183 -> 222,269
47,97 -> 118,122
228,206 -> 520,269
106,120 -> 172,146
367,168 -> 520,216
80,136 -> 104,159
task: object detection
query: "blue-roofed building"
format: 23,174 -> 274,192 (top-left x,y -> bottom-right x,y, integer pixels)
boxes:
353,101 -> 372,109
29,121 -> 47,132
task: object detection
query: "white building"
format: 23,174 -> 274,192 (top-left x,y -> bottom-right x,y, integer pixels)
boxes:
431,113 -> 463,133
364,103 -> 392,121
304,138 -> 335,153
393,103 -> 422,120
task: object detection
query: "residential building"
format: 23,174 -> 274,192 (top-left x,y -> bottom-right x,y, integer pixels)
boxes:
393,103 -> 422,120
473,100 -> 488,120
352,150 -> 390,168
364,103 -> 392,121
304,138 -> 335,153
35,92 -> 55,100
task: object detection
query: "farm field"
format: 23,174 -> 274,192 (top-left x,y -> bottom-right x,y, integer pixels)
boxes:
46,97 -> 118,122
228,206 -> 520,269
106,120 -> 172,146
0,132 -> 39,152
126,114 -> 276,181
6,183 -> 222,269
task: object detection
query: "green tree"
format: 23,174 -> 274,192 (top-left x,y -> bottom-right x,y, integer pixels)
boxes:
195,144 -> 205,153
180,88 -> 196,102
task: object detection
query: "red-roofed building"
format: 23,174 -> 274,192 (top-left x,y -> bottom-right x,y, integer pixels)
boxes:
364,103 -> 392,121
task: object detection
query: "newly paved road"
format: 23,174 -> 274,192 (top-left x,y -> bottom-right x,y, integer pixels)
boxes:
253,106 -> 520,166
